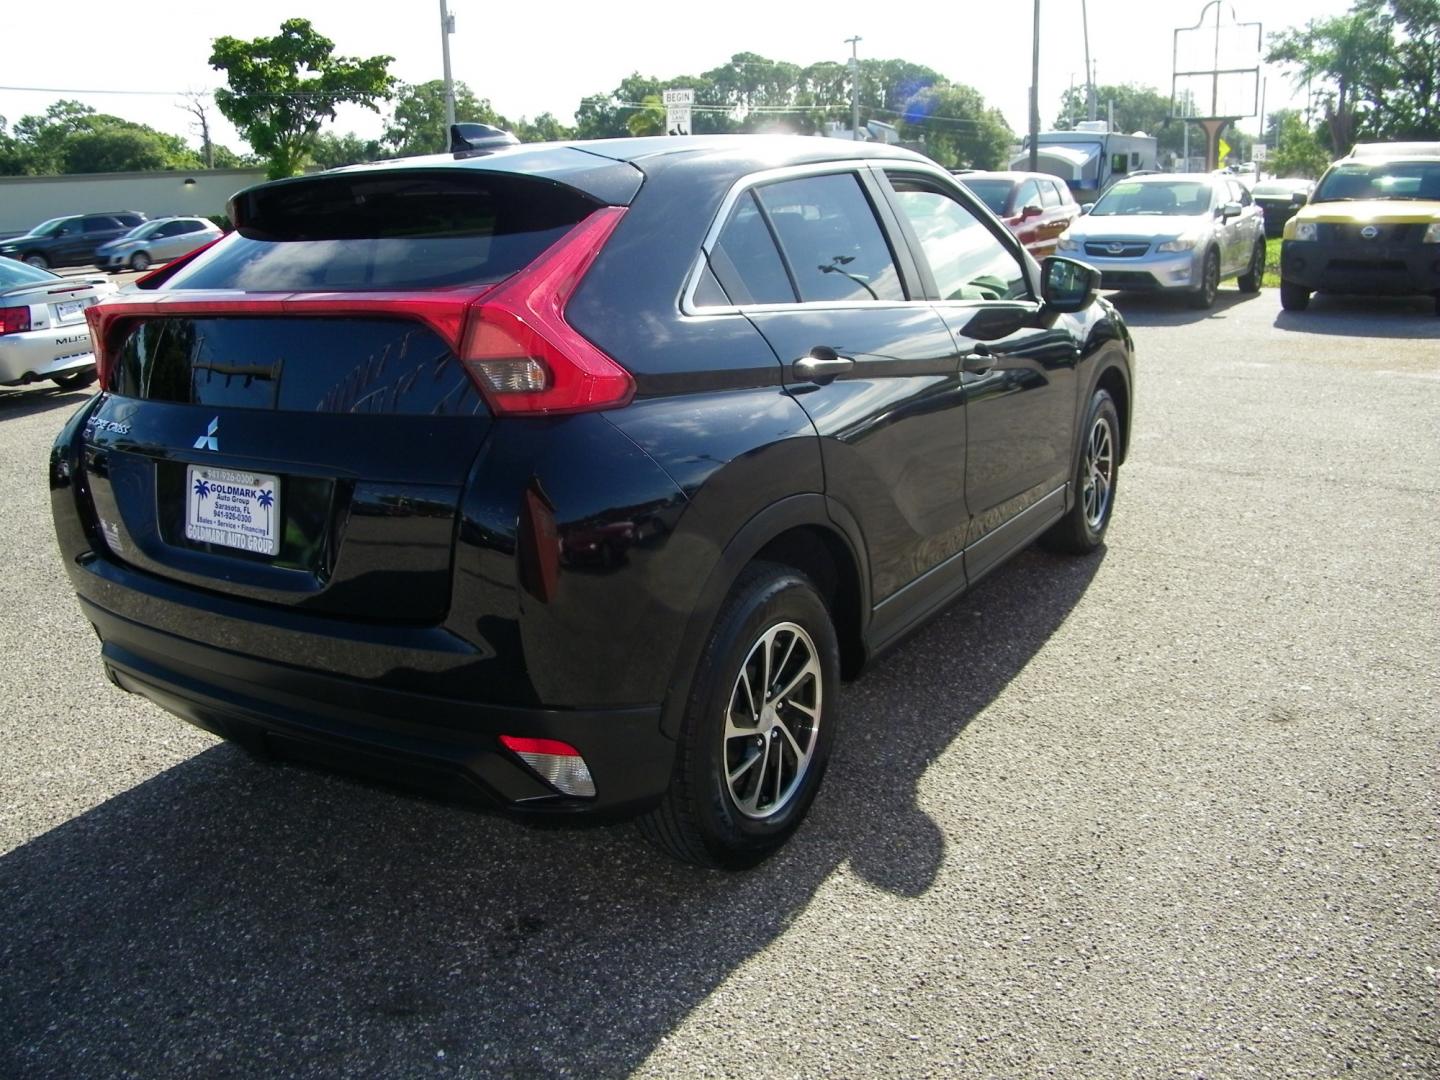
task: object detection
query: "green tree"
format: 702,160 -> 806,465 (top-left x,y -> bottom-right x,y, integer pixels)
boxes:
210,143 -> 259,168
62,125 -> 202,173
209,18 -> 394,179
898,83 -> 1014,168
626,95 -> 666,136
1268,113 -> 1332,177
384,80 -> 502,157
575,74 -> 664,139
1267,5 -> 1395,151
510,113 -> 576,143
310,131 -> 386,169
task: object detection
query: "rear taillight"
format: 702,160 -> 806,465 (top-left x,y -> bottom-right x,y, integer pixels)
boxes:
0,306 -> 31,336
459,205 -> 633,416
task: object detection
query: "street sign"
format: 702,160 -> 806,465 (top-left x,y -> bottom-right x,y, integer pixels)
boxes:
1253,143 -> 1268,163
663,88 -> 694,137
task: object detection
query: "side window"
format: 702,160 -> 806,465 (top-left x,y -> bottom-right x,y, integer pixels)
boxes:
83,216 -> 120,233
887,176 -> 1029,302
1230,180 -> 1252,206
1014,181 -> 1042,212
181,220 -> 208,234
755,173 -> 904,303
1039,181 -> 1061,208
707,191 -> 795,305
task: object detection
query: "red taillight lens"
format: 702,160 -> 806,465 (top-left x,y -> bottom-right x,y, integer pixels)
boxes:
0,305 -> 31,336
460,205 -> 633,416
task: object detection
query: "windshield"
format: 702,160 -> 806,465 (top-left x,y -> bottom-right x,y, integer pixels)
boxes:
27,217 -> 72,238
958,179 -> 1014,215
1312,160 -> 1440,202
1254,182 -> 1307,198
1090,181 -> 1214,216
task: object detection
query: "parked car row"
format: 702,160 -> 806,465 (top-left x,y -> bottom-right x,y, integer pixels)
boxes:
0,212 -> 222,271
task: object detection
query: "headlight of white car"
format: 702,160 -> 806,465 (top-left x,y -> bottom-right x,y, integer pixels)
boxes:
1423,222 -> 1440,243
1292,221 -> 1318,241
1056,234 -> 1079,251
1156,236 -> 1198,252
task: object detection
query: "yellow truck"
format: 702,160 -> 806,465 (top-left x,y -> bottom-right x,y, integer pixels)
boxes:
1279,142 -> 1440,314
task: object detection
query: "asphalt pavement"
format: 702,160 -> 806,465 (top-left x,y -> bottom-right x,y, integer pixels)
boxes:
1,285 -> 1436,1078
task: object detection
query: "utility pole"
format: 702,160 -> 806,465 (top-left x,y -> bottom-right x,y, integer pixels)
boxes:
439,0 -> 457,133
1081,0 -> 1096,122
845,36 -> 862,139
1029,0 -> 1041,171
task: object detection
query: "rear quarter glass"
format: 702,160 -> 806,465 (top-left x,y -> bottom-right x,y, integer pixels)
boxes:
164,171 -> 601,292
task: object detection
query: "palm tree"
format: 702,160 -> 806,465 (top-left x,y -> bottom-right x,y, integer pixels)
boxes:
256,488 -> 274,531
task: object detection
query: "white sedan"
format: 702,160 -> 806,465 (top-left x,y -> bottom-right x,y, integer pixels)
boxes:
0,260 -> 115,390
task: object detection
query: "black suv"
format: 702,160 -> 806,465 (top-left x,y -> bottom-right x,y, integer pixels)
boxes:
52,136 -> 1134,867
0,211 -> 147,270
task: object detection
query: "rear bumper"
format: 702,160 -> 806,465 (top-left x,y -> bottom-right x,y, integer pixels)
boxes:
0,327 -> 95,385
1282,240 -> 1440,295
81,586 -> 673,816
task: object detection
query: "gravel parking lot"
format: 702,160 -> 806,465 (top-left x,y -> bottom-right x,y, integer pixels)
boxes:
1,285 -> 1436,1078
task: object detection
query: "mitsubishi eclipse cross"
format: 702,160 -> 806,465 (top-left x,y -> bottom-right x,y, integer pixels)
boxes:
51,133 -> 1134,867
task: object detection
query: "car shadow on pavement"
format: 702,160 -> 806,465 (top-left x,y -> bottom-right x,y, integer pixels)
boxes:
1104,288 -> 1255,327
0,385 -> 95,420
0,546 -> 1102,1079
1273,294 -> 1440,338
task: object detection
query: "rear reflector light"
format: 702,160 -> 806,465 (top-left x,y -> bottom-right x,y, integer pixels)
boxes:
0,306 -> 31,336
460,205 -> 633,416
499,736 -> 596,798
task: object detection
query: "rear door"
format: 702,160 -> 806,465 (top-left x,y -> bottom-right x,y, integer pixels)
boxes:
877,167 -> 1080,581
80,169 -> 604,622
707,167 -> 969,606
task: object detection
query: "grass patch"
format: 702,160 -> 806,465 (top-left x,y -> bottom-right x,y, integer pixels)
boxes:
1262,236 -> 1283,288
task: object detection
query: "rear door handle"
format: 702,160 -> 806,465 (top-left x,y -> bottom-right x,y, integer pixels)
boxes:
960,345 -> 995,374
793,353 -> 855,383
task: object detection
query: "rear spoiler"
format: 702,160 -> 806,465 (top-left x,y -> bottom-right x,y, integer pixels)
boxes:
450,123 -> 521,154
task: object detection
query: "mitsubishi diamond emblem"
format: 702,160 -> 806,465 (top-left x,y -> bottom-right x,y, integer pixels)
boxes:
1107,242 -> 1126,254
193,416 -> 220,452
1360,225 -> 1380,239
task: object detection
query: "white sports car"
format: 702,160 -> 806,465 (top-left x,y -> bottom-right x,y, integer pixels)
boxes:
0,259 -> 115,390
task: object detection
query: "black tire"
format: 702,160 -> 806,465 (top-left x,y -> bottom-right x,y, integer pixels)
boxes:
22,253 -> 48,270
1237,238 -> 1264,293
130,251 -> 151,272
51,369 -> 97,391
640,561 -> 840,869
1188,248 -> 1220,309
1280,281 -> 1311,311
1041,388 -> 1120,555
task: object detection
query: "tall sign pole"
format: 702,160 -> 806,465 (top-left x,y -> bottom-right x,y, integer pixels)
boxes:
1081,0 -> 1096,122
1029,0 -> 1041,171
1171,1 -> 1261,171
845,36 -> 862,138
439,0 -> 457,133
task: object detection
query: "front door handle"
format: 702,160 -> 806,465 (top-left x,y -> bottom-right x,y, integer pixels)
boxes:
793,352 -> 855,384
960,345 -> 995,374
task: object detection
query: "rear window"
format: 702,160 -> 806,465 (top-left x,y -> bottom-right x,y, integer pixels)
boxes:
161,171 -> 600,292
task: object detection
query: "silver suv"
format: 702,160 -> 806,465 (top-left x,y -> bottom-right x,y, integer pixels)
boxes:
1057,174 -> 1266,308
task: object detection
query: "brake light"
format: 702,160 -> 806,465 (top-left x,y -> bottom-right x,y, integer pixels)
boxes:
0,306 -> 31,336
459,205 -> 633,415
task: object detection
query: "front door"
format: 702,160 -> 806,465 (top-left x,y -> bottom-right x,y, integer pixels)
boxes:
876,168 -> 1080,581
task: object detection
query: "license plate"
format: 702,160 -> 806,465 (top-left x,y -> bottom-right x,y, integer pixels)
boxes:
54,299 -> 85,322
185,465 -> 281,556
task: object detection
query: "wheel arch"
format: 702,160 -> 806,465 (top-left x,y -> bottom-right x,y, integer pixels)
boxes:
659,494 -> 870,741
1093,362 -> 1132,464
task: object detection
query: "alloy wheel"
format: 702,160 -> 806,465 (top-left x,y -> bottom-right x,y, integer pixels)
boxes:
723,621 -> 822,820
1081,414 -> 1115,529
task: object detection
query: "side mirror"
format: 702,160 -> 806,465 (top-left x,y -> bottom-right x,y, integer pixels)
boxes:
1040,256 -> 1100,314
1021,204 -> 1043,220
1079,203 -> 1094,215
1221,201 -> 1243,220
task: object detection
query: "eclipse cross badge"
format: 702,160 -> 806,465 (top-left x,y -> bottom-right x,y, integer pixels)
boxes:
193,416 -> 220,452
1360,225 -> 1380,240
